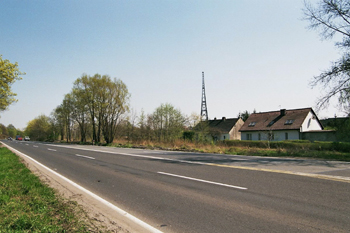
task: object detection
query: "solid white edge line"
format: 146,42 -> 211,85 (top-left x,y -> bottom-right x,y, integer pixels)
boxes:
75,154 -> 95,160
2,142 -> 163,233
158,171 -> 247,190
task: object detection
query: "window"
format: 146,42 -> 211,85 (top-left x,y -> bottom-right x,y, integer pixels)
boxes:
307,118 -> 311,128
285,132 -> 288,140
246,134 -> 252,140
284,119 -> 294,125
258,133 -> 261,140
248,122 -> 256,127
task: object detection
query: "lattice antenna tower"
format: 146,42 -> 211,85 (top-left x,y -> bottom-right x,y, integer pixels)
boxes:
201,72 -> 208,121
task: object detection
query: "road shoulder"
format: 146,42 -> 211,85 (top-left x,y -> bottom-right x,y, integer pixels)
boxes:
2,142 -> 152,233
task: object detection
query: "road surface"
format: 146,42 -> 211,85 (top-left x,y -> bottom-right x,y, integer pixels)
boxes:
2,140 -> 350,232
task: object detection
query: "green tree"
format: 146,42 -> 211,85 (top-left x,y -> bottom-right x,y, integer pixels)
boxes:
52,105 -> 67,141
151,103 -> 186,142
304,0 -> 350,110
0,123 -> 8,137
7,124 -> 16,138
16,129 -> 24,137
336,117 -> 350,141
100,77 -> 130,144
192,120 -> 210,142
73,74 -> 130,144
61,95 -> 74,142
48,110 -> 61,141
73,74 -> 100,143
69,90 -> 89,143
0,55 -> 24,113
25,115 -> 52,141
183,113 -> 202,142
238,109 -> 256,121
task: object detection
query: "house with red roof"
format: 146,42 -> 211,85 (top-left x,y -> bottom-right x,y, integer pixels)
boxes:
239,108 -> 324,141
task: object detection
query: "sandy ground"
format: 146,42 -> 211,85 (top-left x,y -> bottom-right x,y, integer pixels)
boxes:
2,143 -> 151,233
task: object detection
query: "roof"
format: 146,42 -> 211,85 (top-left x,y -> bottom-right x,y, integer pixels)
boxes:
239,108 -> 321,132
207,117 -> 240,133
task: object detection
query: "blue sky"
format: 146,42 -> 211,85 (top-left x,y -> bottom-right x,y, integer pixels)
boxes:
0,0 -> 344,129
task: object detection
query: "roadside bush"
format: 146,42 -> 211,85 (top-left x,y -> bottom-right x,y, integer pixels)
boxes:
222,140 -> 345,151
330,141 -> 350,152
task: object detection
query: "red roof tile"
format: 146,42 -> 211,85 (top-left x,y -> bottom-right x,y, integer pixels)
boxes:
239,108 -> 317,132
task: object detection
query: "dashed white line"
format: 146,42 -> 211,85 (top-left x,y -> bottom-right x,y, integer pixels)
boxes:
75,154 -> 95,160
33,145 -> 38,148
158,171 -> 247,190
33,143 -> 350,183
47,148 -> 57,151
2,143 -> 163,233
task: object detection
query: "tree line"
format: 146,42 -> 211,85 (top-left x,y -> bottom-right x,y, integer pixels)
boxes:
21,74 -> 204,144
50,74 -> 130,144
0,123 -> 23,139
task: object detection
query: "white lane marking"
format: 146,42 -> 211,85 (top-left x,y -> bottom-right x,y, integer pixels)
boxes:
231,158 -> 248,161
2,143 -> 163,233
75,154 -> 95,160
40,143 -> 247,164
33,145 -> 38,148
43,144 -> 208,165
158,171 -> 247,190
147,151 -> 165,154
47,148 -> 57,151
26,144 -> 29,146
38,143 -> 350,183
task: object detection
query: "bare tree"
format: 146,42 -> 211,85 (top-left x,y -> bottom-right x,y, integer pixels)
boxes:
304,0 -> 350,110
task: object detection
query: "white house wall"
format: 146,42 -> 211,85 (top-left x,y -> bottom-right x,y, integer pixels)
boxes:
228,118 -> 244,140
273,130 -> 300,141
241,130 -> 300,141
300,111 -> 323,132
219,133 -> 230,140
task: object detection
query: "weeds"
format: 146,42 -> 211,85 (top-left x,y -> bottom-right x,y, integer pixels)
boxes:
110,139 -> 350,161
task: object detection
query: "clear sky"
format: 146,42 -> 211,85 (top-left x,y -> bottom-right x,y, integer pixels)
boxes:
0,0 -> 345,130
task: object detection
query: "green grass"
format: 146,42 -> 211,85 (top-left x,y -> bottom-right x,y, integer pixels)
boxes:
0,147 -> 90,232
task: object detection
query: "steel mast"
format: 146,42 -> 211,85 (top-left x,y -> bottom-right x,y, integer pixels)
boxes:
201,72 -> 208,121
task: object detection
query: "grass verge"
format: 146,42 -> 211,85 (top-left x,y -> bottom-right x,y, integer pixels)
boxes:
0,147 -> 91,232
108,139 -> 350,161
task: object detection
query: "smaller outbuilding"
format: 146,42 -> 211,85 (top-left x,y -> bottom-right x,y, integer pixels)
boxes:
239,108 -> 325,141
207,117 -> 244,140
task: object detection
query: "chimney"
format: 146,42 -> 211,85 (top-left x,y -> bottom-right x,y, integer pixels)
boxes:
214,117 -> 217,120
280,109 -> 286,116
222,117 -> 226,121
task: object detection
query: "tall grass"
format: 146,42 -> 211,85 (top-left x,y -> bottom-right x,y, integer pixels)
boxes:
0,147 -> 90,232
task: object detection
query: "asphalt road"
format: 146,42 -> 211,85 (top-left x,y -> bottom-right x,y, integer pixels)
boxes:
2,140 -> 350,232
